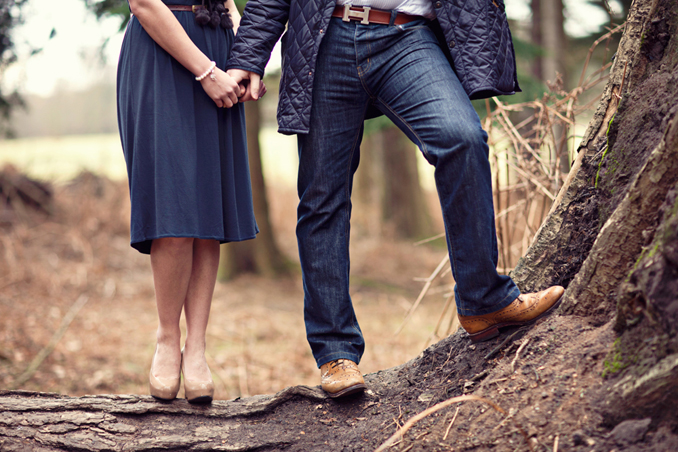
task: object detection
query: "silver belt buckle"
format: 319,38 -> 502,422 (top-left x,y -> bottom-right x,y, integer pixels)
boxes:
342,4 -> 372,24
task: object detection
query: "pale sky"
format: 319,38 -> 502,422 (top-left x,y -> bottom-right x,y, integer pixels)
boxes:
3,0 -> 616,98
4,0 -> 123,96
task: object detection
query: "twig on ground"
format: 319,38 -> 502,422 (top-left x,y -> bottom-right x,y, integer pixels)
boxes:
12,295 -> 90,389
484,327 -> 528,360
554,434 -> 560,452
511,337 -> 531,374
471,370 -> 489,382
492,407 -> 516,431
374,395 -> 510,452
442,406 -> 460,440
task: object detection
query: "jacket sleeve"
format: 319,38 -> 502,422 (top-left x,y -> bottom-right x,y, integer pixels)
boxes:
226,0 -> 291,76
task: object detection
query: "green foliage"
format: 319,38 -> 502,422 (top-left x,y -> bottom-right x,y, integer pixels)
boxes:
509,32 -> 548,103
602,337 -> 630,378
595,113 -> 616,188
0,0 -> 29,137
83,0 -> 130,30
234,0 -> 247,13
83,0 -> 249,29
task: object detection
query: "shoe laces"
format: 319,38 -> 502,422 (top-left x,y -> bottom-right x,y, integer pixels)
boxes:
330,359 -> 352,370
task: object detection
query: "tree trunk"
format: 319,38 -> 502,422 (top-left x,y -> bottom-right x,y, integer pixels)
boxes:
530,0 -> 543,82
512,0 -> 678,425
380,126 -> 433,239
352,128 -> 384,236
219,101 -> 289,279
540,0 -> 567,87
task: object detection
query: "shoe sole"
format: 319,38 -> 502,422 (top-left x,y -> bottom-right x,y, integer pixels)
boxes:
326,383 -> 367,399
468,294 -> 564,343
187,395 -> 213,404
151,394 -> 177,402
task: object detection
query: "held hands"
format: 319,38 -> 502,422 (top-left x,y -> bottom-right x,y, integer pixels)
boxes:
199,68 -> 267,108
227,69 -> 267,102
199,67 -> 241,108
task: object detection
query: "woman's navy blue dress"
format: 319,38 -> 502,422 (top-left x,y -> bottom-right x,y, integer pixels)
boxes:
117,0 -> 258,254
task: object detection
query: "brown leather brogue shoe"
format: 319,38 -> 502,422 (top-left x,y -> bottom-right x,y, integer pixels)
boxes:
320,359 -> 367,398
459,285 -> 565,343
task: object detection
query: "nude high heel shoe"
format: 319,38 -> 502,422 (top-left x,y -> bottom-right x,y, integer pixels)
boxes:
149,347 -> 181,401
181,350 -> 215,404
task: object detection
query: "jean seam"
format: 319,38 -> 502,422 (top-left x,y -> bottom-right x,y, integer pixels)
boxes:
344,102 -> 370,341
343,100 -> 370,251
373,99 -> 434,164
442,220 -> 462,311
355,24 -> 372,77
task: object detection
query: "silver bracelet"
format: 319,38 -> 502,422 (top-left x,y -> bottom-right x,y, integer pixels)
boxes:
196,61 -> 217,81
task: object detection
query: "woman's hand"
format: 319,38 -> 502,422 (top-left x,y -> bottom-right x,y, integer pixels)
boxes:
129,0 -> 234,102
227,69 -> 267,102
199,68 -> 241,108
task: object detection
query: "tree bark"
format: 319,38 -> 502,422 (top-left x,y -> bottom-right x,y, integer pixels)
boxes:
510,0 -> 658,293
0,331 -> 497,452
219,101 -> 289,279
512,0 -> 678,425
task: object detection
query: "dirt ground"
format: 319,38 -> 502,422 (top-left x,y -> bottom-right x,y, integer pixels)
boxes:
2,172 -> 677,452
0,172 -> 453,400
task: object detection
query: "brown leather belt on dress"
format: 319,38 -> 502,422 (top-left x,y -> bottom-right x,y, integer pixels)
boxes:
331,4 -> 423,25
166,5 -> 206,12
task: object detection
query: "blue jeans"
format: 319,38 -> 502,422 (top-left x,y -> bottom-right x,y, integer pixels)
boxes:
297,17 -> 521,368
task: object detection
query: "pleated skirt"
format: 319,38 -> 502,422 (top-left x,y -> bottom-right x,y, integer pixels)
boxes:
117,0 -> 258,254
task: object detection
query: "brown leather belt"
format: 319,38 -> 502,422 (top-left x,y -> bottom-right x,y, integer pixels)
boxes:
332,5 -> 423,25
166,5 -> 206,12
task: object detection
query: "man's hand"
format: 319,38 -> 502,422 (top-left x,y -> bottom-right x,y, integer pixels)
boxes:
199,68 -> 241,108
227,69 -> 266,102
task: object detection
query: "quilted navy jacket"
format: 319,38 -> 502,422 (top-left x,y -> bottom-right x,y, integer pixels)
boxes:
226,0 -> 520,135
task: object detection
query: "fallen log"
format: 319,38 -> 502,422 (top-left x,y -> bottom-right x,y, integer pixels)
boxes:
0,165 -> 53,222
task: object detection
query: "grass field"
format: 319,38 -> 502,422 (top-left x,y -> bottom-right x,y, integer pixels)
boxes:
0,129 -> 300,186
0,129 -> 440,192
0,134 -> 128,182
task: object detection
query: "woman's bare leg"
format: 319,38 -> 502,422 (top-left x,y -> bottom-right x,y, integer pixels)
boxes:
150,237 -> 194,380
182,238 -> 220,382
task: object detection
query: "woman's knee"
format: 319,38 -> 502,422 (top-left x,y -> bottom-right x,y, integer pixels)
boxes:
151,237 -> 194,255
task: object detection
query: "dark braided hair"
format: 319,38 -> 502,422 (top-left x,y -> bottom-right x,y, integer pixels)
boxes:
194,0 -> 233,29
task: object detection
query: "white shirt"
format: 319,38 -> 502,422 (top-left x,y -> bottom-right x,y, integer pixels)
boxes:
336,0 -> 436,20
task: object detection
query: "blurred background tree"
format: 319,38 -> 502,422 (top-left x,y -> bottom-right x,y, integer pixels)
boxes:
83,0 -> 130,27
0,0 -> 29,137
